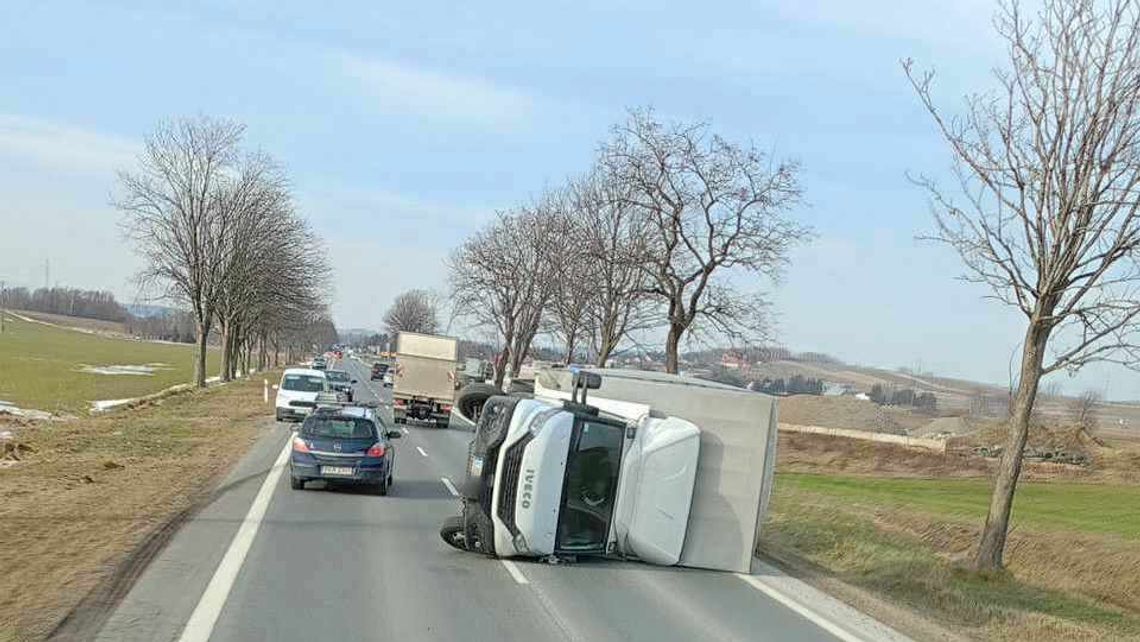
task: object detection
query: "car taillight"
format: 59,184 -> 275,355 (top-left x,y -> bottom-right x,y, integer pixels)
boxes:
394,398 -> 406,407
292,437 -> 310,453
441,404 -> 453,413
367,443 -> 386,457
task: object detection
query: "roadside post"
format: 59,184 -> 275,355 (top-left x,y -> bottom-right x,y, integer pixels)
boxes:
263,379 -> 269,404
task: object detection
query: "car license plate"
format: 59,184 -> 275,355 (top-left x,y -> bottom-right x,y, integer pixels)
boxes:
321,466 -> 354,476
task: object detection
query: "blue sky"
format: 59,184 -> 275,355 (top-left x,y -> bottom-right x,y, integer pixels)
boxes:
1,0 -> 1136,398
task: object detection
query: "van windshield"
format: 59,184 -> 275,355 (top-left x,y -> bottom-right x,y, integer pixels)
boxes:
282,374 -> 325,392
556,418 -> 624,552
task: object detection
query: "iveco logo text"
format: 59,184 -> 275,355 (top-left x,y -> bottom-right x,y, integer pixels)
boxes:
520,469 -> 535,509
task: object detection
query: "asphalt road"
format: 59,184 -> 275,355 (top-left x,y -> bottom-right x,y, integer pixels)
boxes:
93,357 -> 909,642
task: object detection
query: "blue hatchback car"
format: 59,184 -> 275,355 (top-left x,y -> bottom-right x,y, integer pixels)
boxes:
290,406 -> 401,494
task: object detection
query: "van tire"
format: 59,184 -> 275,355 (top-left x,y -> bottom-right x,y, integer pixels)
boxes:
456,383 -> 502,423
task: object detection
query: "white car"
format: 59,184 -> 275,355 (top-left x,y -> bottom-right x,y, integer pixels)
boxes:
274,368 -> 329,422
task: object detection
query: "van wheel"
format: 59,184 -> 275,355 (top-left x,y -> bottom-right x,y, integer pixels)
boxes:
440,516 -> 466,550
290,477 -> 305,490
456,383 -> 502,423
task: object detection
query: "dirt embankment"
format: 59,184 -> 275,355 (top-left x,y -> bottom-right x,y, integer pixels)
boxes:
779,394 -> 933,434
0,375 -> 275,641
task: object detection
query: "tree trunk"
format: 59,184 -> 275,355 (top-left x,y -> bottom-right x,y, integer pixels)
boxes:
493,343 -> 510,388
664,323 -> 683,374
219,319 -> 233,382
194,321 -> 209,388
564,334 -> 577,366
973,320 -> 1050,571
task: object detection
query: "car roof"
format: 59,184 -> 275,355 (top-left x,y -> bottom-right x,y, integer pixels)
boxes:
283,368 -> 326,377
311,406 -> 375,421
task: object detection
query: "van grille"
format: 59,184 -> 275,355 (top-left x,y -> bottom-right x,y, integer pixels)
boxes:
496,433 -> 532,537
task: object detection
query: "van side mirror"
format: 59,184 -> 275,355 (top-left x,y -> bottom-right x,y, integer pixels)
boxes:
351,379 -> 358,384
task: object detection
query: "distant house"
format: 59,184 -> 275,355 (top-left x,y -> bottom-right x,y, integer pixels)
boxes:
721,351 -> 748,370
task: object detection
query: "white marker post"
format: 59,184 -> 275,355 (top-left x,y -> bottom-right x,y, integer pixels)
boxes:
263,379 -> 269,403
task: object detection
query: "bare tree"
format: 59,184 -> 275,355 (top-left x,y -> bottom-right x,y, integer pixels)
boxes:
601,109 -> 809,373
116,117 -> 245,387
1069,390 -> 1103,432
384,289 -> 441,335
905,0 -> 1140,571
566,170 -> 660,366
449,206 -> 559,386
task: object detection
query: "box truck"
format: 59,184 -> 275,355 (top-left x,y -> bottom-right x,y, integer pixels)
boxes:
392,331 -> 459,428
440,367 -> 778,572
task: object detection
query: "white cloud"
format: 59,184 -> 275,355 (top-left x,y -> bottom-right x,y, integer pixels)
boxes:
0,114 -> 138,174
338,54 -> 535,129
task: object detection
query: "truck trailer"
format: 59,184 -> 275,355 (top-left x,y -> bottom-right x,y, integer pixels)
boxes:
440,367 -> 778,572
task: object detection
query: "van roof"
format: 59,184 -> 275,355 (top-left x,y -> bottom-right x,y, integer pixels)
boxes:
283,368 -> 326,378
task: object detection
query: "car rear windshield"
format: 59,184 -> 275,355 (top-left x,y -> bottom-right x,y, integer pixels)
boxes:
326,370 -> 349,382
301,416 -> 376,439
282,374 -> 325,392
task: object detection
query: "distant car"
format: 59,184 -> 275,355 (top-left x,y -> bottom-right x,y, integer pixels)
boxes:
383,371 -> 393,387
370,362 -> 389,381
325,369 -> 356,402
289,406 -> 401,494
311,357 -> 328,370
274,368 -> 329,421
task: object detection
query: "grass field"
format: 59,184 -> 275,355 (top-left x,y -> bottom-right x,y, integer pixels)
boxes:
0,314 -> 217,413
765,473 -> 1140,640
0,373 -> 274,641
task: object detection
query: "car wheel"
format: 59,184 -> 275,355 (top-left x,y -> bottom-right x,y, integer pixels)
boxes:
290,476 -> 305,490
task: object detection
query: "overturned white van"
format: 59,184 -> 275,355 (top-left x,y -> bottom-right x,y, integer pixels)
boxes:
440,368 -> 778,573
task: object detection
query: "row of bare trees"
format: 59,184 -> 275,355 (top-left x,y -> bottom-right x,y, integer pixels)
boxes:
449,109 -> 810,387
117,117 -> 333,387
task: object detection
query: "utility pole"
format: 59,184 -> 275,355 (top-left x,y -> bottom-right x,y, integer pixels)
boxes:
0,279 -> 5,334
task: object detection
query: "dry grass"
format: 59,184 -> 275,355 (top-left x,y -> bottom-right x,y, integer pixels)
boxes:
0,374 -> 275,641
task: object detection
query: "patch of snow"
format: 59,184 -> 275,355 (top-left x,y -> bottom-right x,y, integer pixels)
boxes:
206,376 -> 221,383
77,364 -> 172,376
0,401 -> 54,420
91,398 -> 137,412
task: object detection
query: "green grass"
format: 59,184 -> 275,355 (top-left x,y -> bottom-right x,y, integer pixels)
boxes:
0,314 -> 218,413
766,473 -> 1140,639
779,473 -> 1140,538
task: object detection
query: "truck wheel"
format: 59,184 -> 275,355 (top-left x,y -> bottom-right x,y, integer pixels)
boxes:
440,516 -> 466,550
456,383 -> 502,423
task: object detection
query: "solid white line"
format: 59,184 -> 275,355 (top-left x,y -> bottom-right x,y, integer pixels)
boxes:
416,446 -> 428,458
440,477 -> 459,497
178,439 -> 292,642
501,559 -> 530,585
735,573 -> 865,642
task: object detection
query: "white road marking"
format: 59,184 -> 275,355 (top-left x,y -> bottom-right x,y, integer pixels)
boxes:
735,573 -> 866,642
416,446 -> 428,458
178,438 -> 292,642
401,427 -> 409,435
441,477 -> 459,497
501,559 -> 530,585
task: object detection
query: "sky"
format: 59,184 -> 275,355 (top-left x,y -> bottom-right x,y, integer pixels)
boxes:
1,0 -> 1137,399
